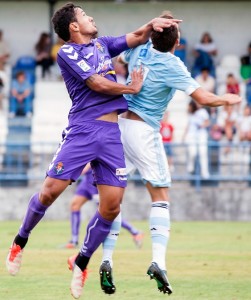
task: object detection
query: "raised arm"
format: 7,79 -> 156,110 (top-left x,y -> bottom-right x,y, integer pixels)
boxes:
191,87 -> 242,107
126,17 -> 182,48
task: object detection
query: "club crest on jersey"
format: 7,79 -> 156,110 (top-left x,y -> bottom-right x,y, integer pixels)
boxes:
54,162 -> 64,175
96,42 -> 105,53
139,48 -> 147,58
77,60 -> 91,72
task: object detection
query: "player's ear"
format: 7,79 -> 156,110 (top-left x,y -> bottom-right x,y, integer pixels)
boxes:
69,22 -> 79,32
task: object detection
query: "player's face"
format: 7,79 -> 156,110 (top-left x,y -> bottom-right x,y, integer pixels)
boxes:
74,8 -> 98,36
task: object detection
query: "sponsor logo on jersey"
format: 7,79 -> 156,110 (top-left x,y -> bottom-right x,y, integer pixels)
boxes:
116,168 -> 127,176
77,60 -> 91,72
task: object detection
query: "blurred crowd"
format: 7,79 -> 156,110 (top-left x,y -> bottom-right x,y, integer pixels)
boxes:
0,29 -> 250,179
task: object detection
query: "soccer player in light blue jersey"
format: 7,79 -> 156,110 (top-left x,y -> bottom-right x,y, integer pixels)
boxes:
112,11 -> 241,295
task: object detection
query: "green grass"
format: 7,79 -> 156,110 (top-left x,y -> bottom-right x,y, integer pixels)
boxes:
1,221 -> 251,300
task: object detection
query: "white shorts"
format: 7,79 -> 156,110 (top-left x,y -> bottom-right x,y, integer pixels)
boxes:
119,117 -> 171,187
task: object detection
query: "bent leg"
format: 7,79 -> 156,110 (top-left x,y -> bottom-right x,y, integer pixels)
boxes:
16,177 -> 71,247
76,185 -> 124,271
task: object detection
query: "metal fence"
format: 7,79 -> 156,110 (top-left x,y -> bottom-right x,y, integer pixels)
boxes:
0,141 -> 250,189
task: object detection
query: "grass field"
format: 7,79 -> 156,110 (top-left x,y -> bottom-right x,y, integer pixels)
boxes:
0,220 -> 250,300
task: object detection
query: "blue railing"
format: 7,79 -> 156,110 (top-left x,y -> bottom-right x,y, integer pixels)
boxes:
0,141 -> 250,189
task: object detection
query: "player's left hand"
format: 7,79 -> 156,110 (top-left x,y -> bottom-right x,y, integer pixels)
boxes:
151,17 -> 182,32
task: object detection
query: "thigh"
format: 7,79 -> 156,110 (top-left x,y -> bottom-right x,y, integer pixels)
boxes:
120,118 -> 171,187
91,121 -> 127,188
47,126 -> 97,182
40,176 -> 71,205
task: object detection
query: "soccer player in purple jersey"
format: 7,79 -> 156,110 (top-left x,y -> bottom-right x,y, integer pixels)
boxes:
6,2 -> 181,299
64,164 -> 144,249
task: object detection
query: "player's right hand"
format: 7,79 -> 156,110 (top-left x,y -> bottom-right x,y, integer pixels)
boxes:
129,65 -> 144,94
222,93 -> 242,105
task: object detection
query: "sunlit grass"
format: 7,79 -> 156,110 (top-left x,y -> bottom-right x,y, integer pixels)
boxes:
1,221 -> 250,300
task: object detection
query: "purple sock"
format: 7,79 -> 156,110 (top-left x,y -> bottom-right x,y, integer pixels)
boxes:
80,210 -> 113,257
19,193 -> 49,238
122,219 -> 139,235
71,211 -> 81,244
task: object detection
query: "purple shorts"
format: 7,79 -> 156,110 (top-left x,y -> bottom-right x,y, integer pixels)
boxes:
75,169 -> 98,200
47,120 -> 127,188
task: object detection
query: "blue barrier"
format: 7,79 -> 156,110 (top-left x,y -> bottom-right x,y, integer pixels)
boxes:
0,141 -> 250,189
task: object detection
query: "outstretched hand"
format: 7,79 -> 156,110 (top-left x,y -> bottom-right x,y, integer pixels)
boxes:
151,17 -> 182,32
128,66 -> 144,94
222,93 -> 242,106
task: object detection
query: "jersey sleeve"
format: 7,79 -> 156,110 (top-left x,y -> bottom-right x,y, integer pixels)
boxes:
99,35 -> 129,58
119,48 -> 133,64
57,45 -> 96,81
165,56 -> 200,95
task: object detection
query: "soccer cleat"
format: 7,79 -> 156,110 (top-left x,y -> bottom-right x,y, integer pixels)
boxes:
132,232 -> 144,248
99,260 -> 116,294
70,265 -> 88,299
64,241 -> 79,249
68,254 -> 77,271
6,243 -> 24,276
147,262 -> 173,295
68,255 -> 88,299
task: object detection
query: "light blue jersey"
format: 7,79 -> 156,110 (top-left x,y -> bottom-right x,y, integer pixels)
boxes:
121,41 -> 200,129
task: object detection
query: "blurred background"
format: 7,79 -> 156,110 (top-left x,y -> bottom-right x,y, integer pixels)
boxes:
0,0 -> 251,222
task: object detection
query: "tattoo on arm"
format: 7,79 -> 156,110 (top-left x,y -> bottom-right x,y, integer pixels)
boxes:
86,74 -> 99,85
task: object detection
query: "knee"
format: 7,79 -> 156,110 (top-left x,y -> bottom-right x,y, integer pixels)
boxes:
39,189 -> 57,206
70,199 -> 82,212
99,201 -> 121,221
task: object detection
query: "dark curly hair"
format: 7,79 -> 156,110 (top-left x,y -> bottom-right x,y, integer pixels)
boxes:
151,11 -> 178,53
51,2 -> 81,42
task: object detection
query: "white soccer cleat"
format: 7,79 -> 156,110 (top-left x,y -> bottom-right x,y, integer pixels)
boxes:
6,243 -> 24,276
70,263 -> 88,299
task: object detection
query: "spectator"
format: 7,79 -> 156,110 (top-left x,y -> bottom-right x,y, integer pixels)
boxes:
9,71 -> 32,118
174,30 -> 187,64
240,42 -> 251,106
238,105 -> 251,142
183,100 -> 210,179
192,32 -> 217,77
226,73 -> 241,113
35,32 -> 54,78
0,29 -> 10,71
241,42 -> 251,66
246,77 -> 251,107
160,111 -> 174,171
217,104 -> 238,154
195,67 -> 216,93
51,37 -> 64,80
226,73 -> 240,95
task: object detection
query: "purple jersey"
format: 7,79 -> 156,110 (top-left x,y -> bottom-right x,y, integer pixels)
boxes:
57,35 -> 129,126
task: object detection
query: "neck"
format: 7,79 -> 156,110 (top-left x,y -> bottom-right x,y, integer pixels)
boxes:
68,34 -> 93,45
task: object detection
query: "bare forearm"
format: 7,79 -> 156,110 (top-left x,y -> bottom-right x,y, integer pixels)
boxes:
191,88 -> 241,107
126,17 -> 182,48
126,22 -> 153,48
86,74 -> 140,95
